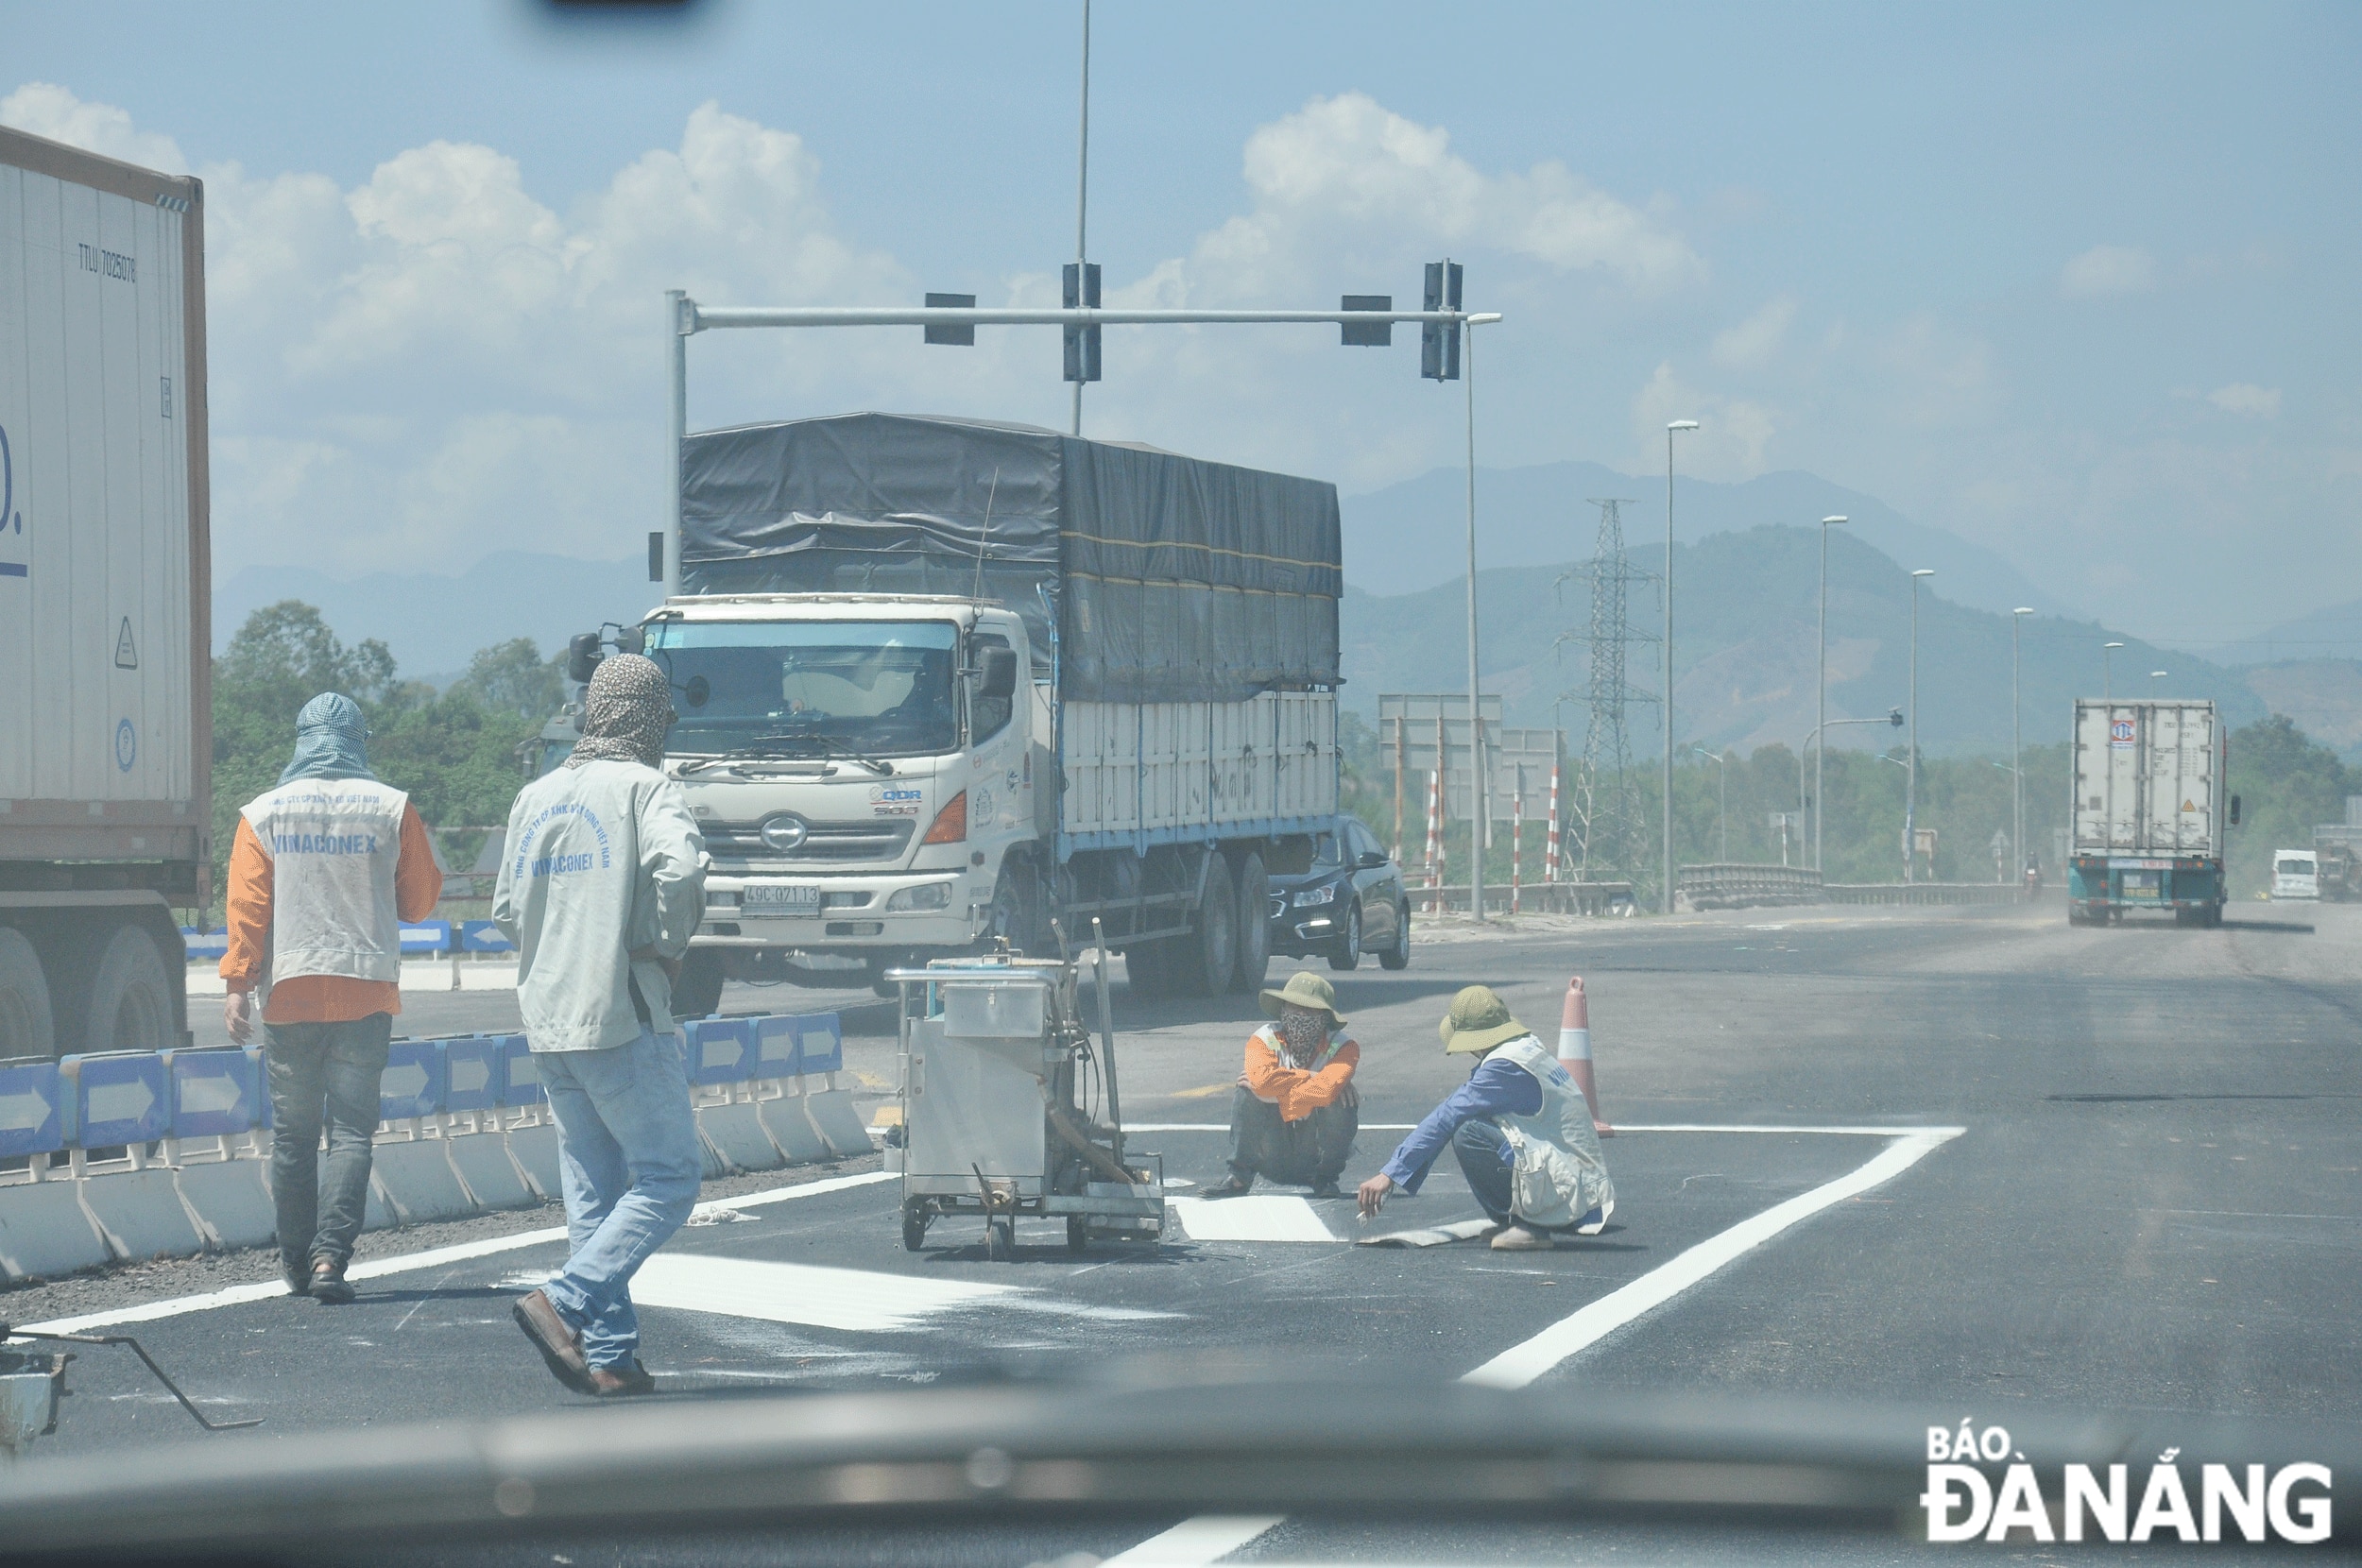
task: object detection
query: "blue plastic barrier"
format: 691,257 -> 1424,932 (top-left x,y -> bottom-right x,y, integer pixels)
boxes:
795,1014 -> 845,1076
399,921 -> 454,955
179,929 -> 230,961
0,1059 -> 66,1158
457,920 -> 514,954
495,1034 -> 543,1106
443,1035 -> 505,1112
682,1017 -> 756,1086
67,1053 -> 172,1147
377,1038 -> 448,1121
751,1014 -> 802,1080
163,1048 -> 262,1137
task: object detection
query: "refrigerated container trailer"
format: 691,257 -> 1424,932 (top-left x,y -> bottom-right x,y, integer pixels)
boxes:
2066,698 -> 2235,928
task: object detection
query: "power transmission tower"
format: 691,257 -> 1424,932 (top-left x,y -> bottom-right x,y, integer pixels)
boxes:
1556,499 -> 1658,886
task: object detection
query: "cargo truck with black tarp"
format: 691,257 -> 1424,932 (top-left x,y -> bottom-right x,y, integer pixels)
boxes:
0,127 -> 209,1059
2066,698 -> 2236,927
569,412 -> 1344,1012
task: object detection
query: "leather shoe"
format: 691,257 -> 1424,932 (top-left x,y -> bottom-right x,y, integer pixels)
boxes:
588,1358 -> 657,1397
282,1258 -> 312,1297
513,1288 -> 594,1393
310,1258 -> 357,1304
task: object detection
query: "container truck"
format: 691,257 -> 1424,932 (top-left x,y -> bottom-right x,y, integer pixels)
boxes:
2066,698 -> 2236,927
0,127 -> 208,1058
569,412 -> 1342,1013
2308,797 -> 2362,901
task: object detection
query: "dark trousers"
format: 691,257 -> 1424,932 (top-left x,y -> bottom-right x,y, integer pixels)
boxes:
265,1014 -> 392,1271
1452,1118 -> 1591,1232
1226,1086 -> 1356,1187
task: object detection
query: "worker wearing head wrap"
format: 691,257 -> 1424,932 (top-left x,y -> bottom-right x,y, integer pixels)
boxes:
494,653 -> 706,1397
220,692 -> 443,1304
1357,985 -> 1614,1251
1210,971 -> 1361,1200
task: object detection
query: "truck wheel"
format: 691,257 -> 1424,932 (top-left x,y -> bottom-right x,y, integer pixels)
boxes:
673,948 -> 727,1018
0,929 -> 57,1060
1182,855 -> 1238,995
1326,903 -> 1362,972
82,925 -> 173,1054
1227,852 -> 1272,995
987,858 -> 1041,957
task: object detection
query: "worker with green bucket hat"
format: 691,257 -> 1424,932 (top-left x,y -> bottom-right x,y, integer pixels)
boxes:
1357,985 -> 1614,1250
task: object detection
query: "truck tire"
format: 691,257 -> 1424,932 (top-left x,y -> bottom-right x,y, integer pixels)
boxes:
1227,852 -> 1271,995
986,857 -> 1042,958
1180,855 -> 1238,996
673,948 -> 727,1019
82,925 -> 174,1055
0,928 -> 57,1060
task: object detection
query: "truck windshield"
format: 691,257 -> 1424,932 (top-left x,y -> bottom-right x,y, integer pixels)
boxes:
646,620 -> 960,758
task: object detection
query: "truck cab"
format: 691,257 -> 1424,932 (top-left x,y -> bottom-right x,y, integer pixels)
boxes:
2271,849 -> 2320,900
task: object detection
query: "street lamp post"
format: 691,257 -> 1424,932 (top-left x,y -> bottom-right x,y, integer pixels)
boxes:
1461,313 -> 1502,922
1693,747 -> 1728,861
2103,641 -> 2124,703
1662,419 -> 1699,912
1906,568 -> 1935,883
1817,515 -> 1848,873
2012,606 -> 2032,882
1799,709 -> 1905,871
2149,670 -> 2168,693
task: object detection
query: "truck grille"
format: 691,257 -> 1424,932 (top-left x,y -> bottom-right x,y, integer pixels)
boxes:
705,819 -> 916,864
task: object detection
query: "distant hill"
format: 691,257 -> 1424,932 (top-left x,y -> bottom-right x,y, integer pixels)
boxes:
1340,524 -> 2265,756
2198,594 -> 2362,668
1340,460 -> 2077,619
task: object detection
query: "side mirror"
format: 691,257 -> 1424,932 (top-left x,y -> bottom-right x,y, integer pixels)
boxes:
1357,850 -> 1390,869
2229,794 -> 2242,827
566,632 -> 603,685
979,647 -> 1018,702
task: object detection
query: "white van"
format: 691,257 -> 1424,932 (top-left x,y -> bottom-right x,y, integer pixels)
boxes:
2272,849 -> 2320,900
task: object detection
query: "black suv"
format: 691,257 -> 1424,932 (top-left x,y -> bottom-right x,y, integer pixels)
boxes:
1268,818 -> 1410,971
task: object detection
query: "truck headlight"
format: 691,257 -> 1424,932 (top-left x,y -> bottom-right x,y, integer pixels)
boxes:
887,882 -> 953,912
1293,881 -> 1340,908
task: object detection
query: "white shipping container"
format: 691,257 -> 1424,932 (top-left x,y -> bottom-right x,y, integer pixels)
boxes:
0,128 -> 208,866
2071,700 -> 2221,858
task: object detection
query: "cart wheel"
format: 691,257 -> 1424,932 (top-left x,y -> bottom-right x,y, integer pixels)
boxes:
985,1219 -> 1015,1261
1067,1216 -> 1089,1253
902,1203 -> 930,1253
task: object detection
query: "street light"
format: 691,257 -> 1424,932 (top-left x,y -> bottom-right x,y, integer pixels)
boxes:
1907,568 -> 1935,883
2012,606 -> 2032,883
1816,516 -> 1848,874
2149,670 -> 2168,692
2103,641 -> 2124,703
1798,708 -> 1904,872
1693,747 -> 1728,861
1461,311 -> 1503,923
1662,418 -> 1700,912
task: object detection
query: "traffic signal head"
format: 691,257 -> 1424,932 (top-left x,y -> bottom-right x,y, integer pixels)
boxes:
1422,261 -> 1463,381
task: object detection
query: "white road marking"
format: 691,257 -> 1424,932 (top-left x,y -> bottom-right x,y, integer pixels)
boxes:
1357,1218 -> 1496,1249
1100,1514 -> 1287,1566
22,1170 -> 896,1335
1459,1128 -> 1963,1389
1168,1195 -> 1341,1243
630,1254 -> 1180,1333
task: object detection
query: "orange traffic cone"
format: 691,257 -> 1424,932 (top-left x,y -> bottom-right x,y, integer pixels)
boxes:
1559,976 -> 1613,1136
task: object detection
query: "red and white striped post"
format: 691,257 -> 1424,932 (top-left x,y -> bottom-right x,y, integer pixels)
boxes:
1511,792 -> 1523,915
1424,769 -> 1443,913
1544,762 -> 1562,884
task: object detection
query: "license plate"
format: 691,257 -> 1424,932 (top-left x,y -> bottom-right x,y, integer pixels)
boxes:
742,885 -> 820,913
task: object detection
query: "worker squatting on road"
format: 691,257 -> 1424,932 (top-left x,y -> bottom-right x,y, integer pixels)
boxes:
1358,985 -> 1616,1251
220,693 -> 443,1304
494,655 -> 707,1399
1212,971 -> 1361,1199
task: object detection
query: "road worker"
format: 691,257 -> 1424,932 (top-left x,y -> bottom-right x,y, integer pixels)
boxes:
1358,984 -> 1613,1250
1211,970 -> 1360,1200
221,692 -> 442,1304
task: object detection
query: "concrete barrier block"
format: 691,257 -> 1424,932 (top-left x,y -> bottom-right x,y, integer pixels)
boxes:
442,1128 -> 537,1211
172,1160 -> 277,1250
755,1089 -> 832,1164
0,1180 -> 111,1281
368,1137 -> 478,1225
455,963 -> 521,992
77,1167 -> 207,1262
505,1122 -> 565,1202
804,1082 -> 873,1158
695,1101 -> 783,1175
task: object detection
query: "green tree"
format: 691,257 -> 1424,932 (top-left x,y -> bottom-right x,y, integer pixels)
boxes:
2225,715 -> 2353,898
453,638 -> 566,723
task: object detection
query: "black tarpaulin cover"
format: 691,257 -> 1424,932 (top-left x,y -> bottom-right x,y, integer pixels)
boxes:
678,412 -> 1342,704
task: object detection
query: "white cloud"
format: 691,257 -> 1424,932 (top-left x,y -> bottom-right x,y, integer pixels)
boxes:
0,81 -> 187,172
2207,382 -> 2281,418
1632,362 -> 1776,479
2059,244 -> 2157,298
1711,296 -> 1797,370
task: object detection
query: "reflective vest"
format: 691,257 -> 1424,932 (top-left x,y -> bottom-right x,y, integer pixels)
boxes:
242,778 -> 409,989
1491,1035 -> 1615,1229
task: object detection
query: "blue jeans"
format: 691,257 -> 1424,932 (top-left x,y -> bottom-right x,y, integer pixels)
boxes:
265,1013 -> 393,1272
534,1030 -> 701,1370
1451,1118 -> 1593,1233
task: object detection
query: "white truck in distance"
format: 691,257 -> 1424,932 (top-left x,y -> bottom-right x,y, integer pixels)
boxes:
577,413 -> 1348,1014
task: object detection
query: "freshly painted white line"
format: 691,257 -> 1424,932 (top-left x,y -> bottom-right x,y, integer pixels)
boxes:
1458,1129 -> 1963,1389
21,1170 -> 896,1335
630,1253 -> 1179,1333
1357,1218 -> 1497,1249
1101,1513 -> 1287,1566
1169,1195 -> 1340,1244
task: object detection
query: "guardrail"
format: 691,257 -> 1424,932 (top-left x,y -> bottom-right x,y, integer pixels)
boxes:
1414,881 -> 1637,916
1676,864 -> 1824,910
1822,882 -> 2029,906
0,1012 -> 869,1282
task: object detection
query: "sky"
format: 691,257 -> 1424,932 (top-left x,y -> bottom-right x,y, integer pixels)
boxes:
5,0 -> 2356,647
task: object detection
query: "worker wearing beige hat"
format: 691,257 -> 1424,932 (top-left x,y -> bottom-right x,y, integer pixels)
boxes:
1357,985 -> 1613,1249
1211,970 -> 1361,1200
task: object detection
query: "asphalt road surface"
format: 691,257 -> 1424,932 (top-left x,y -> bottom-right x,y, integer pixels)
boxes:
21,897 -> 2361,1562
